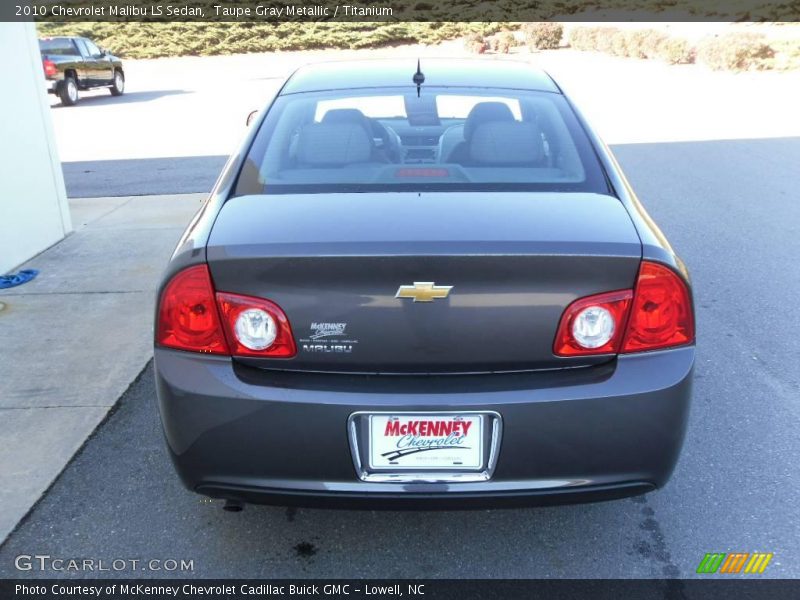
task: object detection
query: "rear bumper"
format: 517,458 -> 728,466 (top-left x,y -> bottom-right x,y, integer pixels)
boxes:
45,79 -> 58,93
154,346 -> 693,508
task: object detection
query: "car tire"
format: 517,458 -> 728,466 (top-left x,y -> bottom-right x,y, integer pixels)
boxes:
110,70 -> 125,96
58,76 -> 79,106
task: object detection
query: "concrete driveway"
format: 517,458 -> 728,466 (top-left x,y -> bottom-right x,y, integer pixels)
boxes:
1,45 -> 797,578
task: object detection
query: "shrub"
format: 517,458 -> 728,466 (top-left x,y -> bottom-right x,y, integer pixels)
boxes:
627,29 -> 668,59
567,26 -> 619,52
568,25 -> 696,65
641,31 -> 670,59
696,33 -> 774,71
464,32 -> 488,54
767,38 -> 800,70
567,27 -> 591,51
568,26 -> 597,51
656,37 -> 695,64
36,22 -> 507,59
593,27 -> 620,53
522,22 -> 563,50
610,30 -> 630,57
494,31 -> 516,54
485,32 -> 516,53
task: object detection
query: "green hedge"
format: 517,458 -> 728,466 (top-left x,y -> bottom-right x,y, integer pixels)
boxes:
36,22 -> 510,59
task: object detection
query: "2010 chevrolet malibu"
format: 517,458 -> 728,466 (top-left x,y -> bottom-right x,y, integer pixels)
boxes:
154,59 -> 694,510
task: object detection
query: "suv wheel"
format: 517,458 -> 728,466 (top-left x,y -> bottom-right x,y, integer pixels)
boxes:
110,71 -> 125,96
59,76 -> 79,106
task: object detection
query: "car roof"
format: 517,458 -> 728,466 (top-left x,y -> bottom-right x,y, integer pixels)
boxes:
39,36 -> 87,42
280,58 -> 560,95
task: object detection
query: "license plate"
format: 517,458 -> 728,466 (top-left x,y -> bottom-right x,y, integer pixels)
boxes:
368,414 -> 484,471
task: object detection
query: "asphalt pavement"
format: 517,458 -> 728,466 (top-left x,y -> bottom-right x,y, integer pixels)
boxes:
63,157 -> 226,197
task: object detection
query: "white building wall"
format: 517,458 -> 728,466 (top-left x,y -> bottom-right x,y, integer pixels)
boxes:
0,22 -> 71,274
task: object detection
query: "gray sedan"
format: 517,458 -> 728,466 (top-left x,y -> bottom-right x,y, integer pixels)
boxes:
154,59 -> 694,510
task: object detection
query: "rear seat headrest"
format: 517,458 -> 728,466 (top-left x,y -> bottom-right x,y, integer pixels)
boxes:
464,102 -> 515,142
469,121 -> 545,165
322,108 -> 370,126
296,123 -> 372,166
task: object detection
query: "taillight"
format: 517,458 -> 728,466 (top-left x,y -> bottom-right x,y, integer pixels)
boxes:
554,261 -> 694,357
156,265 -> 297,358
216,292 -> 296,358
553,290 -> 633,356
156,265 -> 228,354
43,59 -> 57,77
622,261 -> 694,353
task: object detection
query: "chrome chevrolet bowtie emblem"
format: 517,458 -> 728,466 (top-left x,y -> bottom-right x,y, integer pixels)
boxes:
395,282 -> 453,303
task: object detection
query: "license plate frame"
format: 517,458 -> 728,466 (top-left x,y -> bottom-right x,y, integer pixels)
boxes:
348,411 -> 503,483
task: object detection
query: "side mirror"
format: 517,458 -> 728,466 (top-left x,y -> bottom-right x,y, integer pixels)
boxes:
246,110 -> 258,127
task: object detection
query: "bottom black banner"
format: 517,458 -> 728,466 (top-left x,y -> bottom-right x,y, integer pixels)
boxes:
2,579 -> 799,600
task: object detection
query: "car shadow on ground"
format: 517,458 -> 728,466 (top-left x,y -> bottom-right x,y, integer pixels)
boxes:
51,89 -> 192,108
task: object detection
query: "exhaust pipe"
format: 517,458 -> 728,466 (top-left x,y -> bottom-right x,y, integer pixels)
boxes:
223,499 -> 244,512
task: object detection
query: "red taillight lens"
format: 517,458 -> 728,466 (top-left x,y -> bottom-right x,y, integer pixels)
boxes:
216,292 -> 296,358
553,290 -> 633,356
157,266 -> 297,358
553,261 -> 694,357
156,265 -> 228,354
622,261 -> 694,353
43,59 -> 57,77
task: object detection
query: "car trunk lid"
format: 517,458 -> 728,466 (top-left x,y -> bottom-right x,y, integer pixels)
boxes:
207,192 -> 642,373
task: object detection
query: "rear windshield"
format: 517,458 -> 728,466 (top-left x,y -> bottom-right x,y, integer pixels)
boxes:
39,39 -> 77,55
234,87 -> 609,195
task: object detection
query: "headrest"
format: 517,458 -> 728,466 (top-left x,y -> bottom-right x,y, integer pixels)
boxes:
296,123 -> 372,166
464,102 -> 515,141
468,121 -> 545,165
322,109 -> 370,127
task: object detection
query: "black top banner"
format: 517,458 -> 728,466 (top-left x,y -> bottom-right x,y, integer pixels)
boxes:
5,0 -> 800,22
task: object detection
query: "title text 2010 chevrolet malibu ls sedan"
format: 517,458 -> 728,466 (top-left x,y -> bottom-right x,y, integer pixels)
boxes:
154,59 -> 694,510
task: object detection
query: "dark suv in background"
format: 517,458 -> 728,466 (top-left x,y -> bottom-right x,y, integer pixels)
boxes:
39,37 -> 125,106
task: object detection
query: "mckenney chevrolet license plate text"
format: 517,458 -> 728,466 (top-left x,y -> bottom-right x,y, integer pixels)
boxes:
368,414 -> 484,470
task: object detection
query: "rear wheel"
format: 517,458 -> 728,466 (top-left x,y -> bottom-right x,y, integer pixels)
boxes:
58,76 -> 78,106
110,70 -> 125,96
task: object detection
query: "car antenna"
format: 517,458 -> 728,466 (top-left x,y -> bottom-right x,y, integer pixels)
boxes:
413,59 -> 425,97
